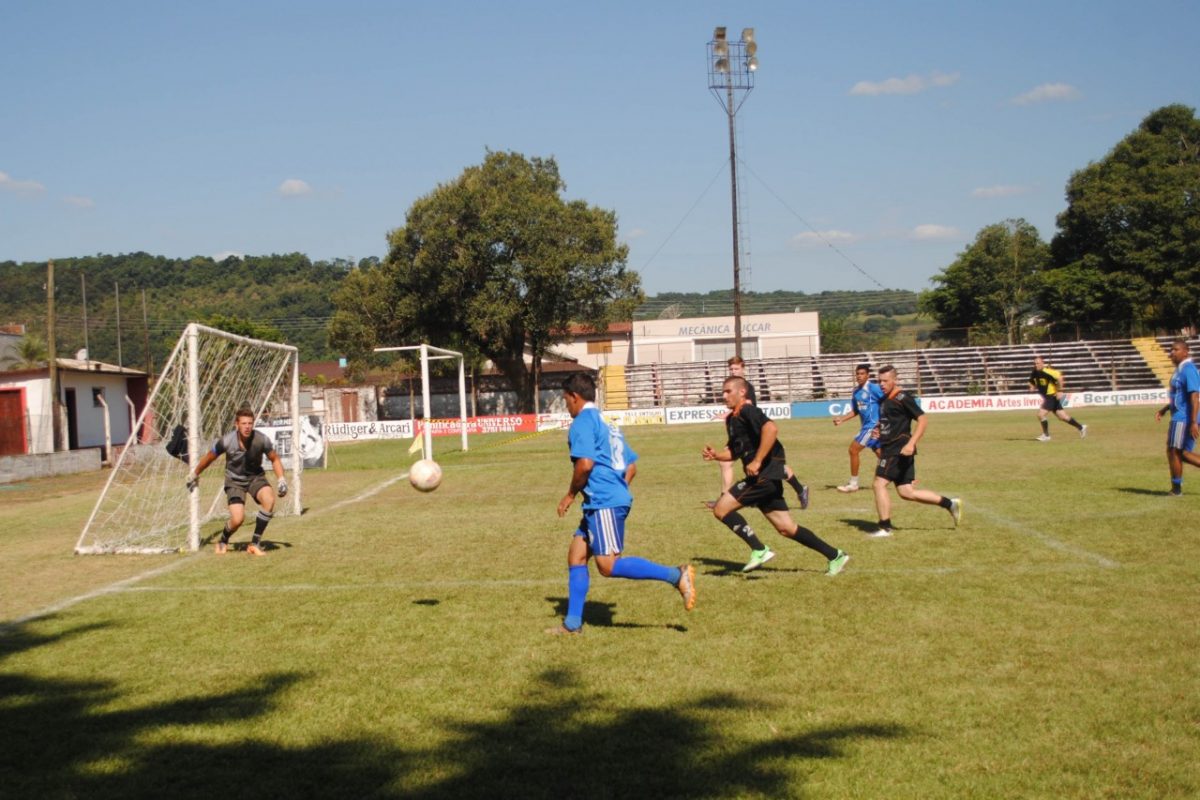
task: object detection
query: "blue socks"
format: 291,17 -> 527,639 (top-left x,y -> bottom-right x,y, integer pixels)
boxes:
564,565 -> 589,631
611,556 -> 680,584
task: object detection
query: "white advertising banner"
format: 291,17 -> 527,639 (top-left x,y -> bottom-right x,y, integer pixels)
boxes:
919,389 -> 1169,414
323,420 -> 415,442
664,402 -> 792,425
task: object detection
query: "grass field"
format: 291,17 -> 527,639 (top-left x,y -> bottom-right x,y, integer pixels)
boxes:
2,407 -> 1197,799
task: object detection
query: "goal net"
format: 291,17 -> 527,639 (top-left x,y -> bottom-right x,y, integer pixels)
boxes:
76,323 -> 301,554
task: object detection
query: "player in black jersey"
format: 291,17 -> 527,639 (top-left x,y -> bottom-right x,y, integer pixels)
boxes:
702,376 -> 849,575
706,356 -> 811,510
869,365 -> 961,537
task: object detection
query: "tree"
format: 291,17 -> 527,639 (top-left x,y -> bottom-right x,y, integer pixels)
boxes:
329,151 -> 643,411
920,219 -> 1049,344
203,314 -> 284,343
1,333 -> 48,370
1049,104 -> 1200,332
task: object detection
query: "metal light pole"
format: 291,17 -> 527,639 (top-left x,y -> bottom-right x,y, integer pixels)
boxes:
707,26 -> 758,358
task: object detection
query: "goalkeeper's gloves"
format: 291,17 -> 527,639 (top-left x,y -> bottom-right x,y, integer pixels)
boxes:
185,473 -> 199,492
277,478 -> 288,497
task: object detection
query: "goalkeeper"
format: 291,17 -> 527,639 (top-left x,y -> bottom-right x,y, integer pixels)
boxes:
186,404 -> 287,556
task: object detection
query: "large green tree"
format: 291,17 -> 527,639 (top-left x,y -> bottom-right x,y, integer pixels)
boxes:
1049,104 -> 1200,332
328,151 -> 643,411
920,219 -> 1049,344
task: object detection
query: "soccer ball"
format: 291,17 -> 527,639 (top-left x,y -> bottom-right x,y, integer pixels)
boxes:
409,459 -> 442,492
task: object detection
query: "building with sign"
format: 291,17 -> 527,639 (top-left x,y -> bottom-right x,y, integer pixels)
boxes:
553,311 -> 820,369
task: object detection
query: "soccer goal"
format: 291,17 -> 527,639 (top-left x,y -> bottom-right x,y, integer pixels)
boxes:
373,343 -> 469,458
75,323 -> 302,554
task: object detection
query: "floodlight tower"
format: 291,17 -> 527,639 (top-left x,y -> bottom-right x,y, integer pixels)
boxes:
707,26 -> 758,358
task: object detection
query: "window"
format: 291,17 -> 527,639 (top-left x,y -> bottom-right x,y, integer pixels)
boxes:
92,387 -> 105,408
586,340 -> 613,354
696,338 -> 758,362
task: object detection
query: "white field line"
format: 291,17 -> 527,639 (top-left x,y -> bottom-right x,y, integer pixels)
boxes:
4,471 -> 410,629
968,502 -> 1120,568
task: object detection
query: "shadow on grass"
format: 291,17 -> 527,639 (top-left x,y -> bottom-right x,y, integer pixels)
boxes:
2,623 -> 908,798
545,597 -> 687,631
839,518 -> 881,533
1114,486 -> 1170,496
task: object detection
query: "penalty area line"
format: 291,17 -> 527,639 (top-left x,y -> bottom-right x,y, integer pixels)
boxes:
970,503 -> 1120,568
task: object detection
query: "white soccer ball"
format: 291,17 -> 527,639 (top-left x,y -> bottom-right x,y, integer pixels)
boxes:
409,459 -> 442,492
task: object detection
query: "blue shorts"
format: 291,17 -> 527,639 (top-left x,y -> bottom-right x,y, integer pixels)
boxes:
574,506 -> 628,556
1167,420 -> 1196,452
854,426 -> 879,449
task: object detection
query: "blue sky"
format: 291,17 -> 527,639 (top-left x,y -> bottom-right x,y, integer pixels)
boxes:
2,0 -> 1197,295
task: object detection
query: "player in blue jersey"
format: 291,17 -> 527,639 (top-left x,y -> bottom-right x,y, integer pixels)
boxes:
547,373 -> 696,635
1154,338 -> 1200,496
832,363 -> 885,493
186,405 -> 287,555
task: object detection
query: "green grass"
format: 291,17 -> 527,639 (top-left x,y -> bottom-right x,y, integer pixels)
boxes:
2,408 -> 1198,798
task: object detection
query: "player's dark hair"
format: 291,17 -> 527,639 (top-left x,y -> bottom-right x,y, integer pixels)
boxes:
727,355 -> 745,367
1173,337 -> 1189,350
235,404 -> 255,420
562,372 -> 596,402
877,364 -> 895,377
723,375 -> 749,394
856,363 -> 871,373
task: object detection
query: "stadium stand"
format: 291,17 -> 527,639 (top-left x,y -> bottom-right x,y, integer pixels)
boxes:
620,338 -> 1173,408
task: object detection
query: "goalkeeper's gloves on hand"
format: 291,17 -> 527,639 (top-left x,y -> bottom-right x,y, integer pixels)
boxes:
186,473 -> 199,492
277,478 -> 288,497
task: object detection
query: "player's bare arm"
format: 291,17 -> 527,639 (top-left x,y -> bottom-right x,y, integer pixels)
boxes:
833,407 -> 858,426
901,415 -> 928,456
701,444 -> 732,462
747,420 -> 779,476
558,457 -> 593,517
624,462 -> 637,486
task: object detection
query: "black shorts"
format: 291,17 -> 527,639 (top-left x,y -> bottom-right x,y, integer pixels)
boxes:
225,474 -> 271,505
876,453 -> 917,486
1040,396 -> 1063,413
729,477 -> 789,513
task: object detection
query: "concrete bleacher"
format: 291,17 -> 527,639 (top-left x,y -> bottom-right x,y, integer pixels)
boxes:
617,338 -> 1170,409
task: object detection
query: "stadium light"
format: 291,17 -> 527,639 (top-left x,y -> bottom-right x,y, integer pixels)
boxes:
707,24 -> 759,358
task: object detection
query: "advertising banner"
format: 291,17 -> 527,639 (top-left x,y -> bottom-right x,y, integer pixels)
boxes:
664,402 -> 791,425
261,415 -> 327,469
324,420 -> 415,442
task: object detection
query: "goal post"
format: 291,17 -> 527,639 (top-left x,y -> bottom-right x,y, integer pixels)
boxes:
373,343 -> 469,458
76,323 -> 301,554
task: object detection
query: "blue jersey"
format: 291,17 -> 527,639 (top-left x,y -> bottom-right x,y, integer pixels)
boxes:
851,381 -> 885,429
1169,358 -> 1200,422
568,403 -> 638,510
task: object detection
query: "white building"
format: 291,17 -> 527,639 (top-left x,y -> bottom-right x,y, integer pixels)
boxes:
0,359 -> 148,456
552,311 -> 821,370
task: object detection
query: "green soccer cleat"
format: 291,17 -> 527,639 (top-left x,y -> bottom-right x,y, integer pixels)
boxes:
826,551 -> 850,576
741,548 -> 776,573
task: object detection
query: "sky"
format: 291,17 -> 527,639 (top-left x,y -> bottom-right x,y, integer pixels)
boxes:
2,0 -> 1198,296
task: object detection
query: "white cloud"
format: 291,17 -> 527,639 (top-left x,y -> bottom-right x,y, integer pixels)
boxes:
1011,82 -> 1081,106
850,71 -> 959,96
625,227 -> 648,240
792,230 -> 859,246
910,224 -> 960,241
64,195 -> 95,208
0,170 -> 46,194
278,178 -> 312,196
971,185 -> 1030,199
212,251 -> 245,262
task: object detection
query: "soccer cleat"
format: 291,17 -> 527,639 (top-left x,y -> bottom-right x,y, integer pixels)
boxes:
1169,487 -> 1183,497
826,551 -> 850,576
703,500 -> 717,510
741,548 -> 776,573
1036,434 -> 1051,442
676,564 -> 697,611
867,528 -> 893,538
544,624 -> 582,636
214,541 -> 227,555
799,484 -> 811,510
836,483 -> 860,493
247,543 -> 267,556
949,498 -> 963,528
1080,425 -> 1088,439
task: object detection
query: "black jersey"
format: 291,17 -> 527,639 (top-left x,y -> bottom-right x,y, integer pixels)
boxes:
1028,367 -> 1062,397
212,429 -> 274,486
877,387 -> 923,456
743,379 -> 757,405
724,402 -> 786,480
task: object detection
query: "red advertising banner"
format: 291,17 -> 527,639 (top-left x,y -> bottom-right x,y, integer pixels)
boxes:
419,415 -> 539,436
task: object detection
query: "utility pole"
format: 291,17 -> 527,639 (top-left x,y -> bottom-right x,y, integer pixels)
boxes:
142,288 -> 153,376
47,260 -> 63,451
115,282 -> 123,368
81,273 -> 89,359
